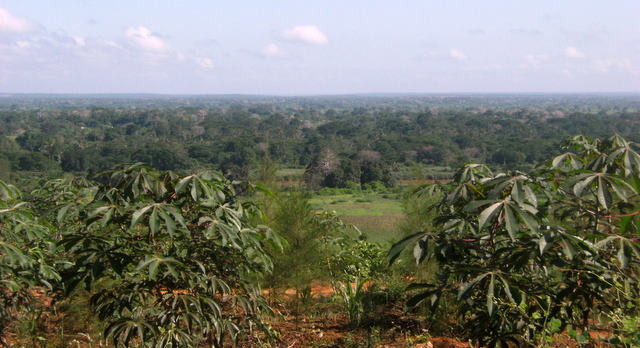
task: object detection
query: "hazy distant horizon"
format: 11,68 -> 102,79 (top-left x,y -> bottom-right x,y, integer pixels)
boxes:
1,1 -> 639,94
2,92 -> 640,98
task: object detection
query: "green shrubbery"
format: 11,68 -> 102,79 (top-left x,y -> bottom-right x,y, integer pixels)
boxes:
0,180 -> 61,345
4,133 -> 640,346
263,191 -> 349,289
392,134 -> 640,346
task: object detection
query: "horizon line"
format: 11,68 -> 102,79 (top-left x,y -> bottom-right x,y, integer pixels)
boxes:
2,91 -> 639,98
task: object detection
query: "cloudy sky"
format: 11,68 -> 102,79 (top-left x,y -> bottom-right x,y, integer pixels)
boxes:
0,1 -> 639,94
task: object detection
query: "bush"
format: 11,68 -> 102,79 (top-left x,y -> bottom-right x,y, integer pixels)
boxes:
0,180 -> 60,344
57,164 -> 282,347
391,135 -> 640,346
265,191 -> 348,289
327,239 -> 387,326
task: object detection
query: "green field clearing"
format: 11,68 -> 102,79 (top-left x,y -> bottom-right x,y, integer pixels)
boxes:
275,168 -> 305,178
309,193 -> 404,243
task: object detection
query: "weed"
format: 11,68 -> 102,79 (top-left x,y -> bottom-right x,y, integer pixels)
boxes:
333,278 -> 366,327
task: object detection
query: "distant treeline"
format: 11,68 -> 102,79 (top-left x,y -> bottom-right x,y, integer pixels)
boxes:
1,95 -> 639,187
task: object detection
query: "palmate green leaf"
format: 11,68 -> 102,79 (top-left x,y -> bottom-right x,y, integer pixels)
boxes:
0,241 -> 31,267
131,204 -> 154,228
406,286 -> 442,309
607,177 -> 632,202
587,153 -> 609,172
0,180 -> 21,201
155,323 -> 196,348
486,174 -> 533,204
617,238 -> 629,269
503,204 -> 518,240
464,199 -> 496,212
454,163 -> 493,183
538,233 -> 550,255
0,279 -> 22,292
158,209 -> 176,236
523,185 -> 538,207
518,208 -> 539,233
388,231 -> 427,265
110,163 -> 168,199
176,174 -> 219,203
558,231 -> 597,260
0,202 -> 27,214
510,181 -> 523,205
599,236 -> 640,269
165,205 -> 187,229
487,273 -> 495,316
551,152 -> 582,171
137,256 -> 183,280
56,204 -> 72,223
597,177 -> 612,210
573,175 -> 596,197
442,218 -> 475,235
89,205 -> 111,219
562,239 -> 576,261
608,134 -> 630,148
606,142 -> 640,177
478,201 -> 503,231
411,182 -> 443,199
174,175 -> 193,194
413,237 -> 430,265
458,273 -> 489,300
105,318 -> 157,347
191,180 -> 201,201
129,203 -> 186,236
149,207 -> 159,234
570,172 -> 632,210
39,264 -> 61,284
87,205 -> 118,227
497,275 -> 516,304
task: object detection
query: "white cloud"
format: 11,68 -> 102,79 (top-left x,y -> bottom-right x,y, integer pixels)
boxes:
15,40 -> 31,49
125,26 -> 167,52
101,40 -> 122,49
194,57 -> 214,69
72,36 -> 86,47
449,49 -> 467,61
462,63 -> 504,72
564,46 -> 585,58
593,58 -> 634,74
0,8 -> 33,33
521,54 -> 549,68
261,43 -> 284,57
282,25 -> 328,45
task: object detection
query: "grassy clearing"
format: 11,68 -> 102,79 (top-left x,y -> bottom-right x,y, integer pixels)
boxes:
275,168 -> 305,178
309,193 -> 404,243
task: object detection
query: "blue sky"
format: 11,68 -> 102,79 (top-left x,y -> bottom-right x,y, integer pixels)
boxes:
0,1 -> 638,94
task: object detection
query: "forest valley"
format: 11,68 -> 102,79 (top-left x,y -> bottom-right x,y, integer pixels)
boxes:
1,95 -> 640,347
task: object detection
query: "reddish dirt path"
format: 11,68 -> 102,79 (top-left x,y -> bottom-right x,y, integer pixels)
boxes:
262,280 -> 373,299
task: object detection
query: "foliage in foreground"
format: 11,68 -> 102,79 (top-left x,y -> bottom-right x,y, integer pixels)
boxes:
0,180 -> 60,346
57,164 -> 282,347
392,134 -> 640,346
265,191 -> 348,289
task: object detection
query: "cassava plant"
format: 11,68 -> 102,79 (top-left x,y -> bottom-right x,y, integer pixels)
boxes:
391,135 -> 640,346
0,180 -> 60,346
58,164 -> 283,347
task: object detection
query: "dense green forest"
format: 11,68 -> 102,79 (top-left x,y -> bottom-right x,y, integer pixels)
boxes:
2,94 -> 640,186
1,95 -> 640,347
